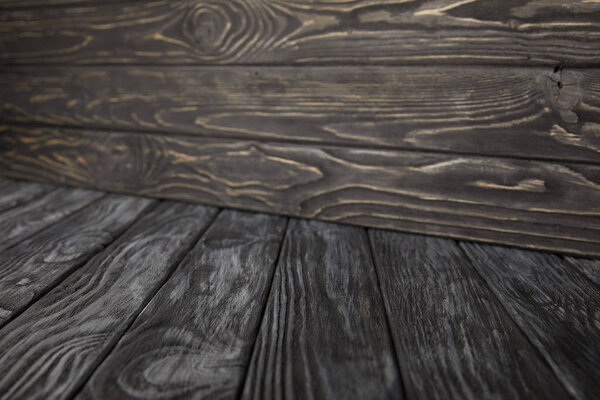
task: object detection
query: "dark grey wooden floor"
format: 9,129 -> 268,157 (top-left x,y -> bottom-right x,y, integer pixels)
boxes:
0,176 -> 598,400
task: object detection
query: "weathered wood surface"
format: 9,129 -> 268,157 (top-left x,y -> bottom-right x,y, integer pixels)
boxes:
0,186 -> 104,252
241,219 -> 400,399
79,210 -> 287,399
2,126 -> 600,256
0,201 -> 217,400
461,243 -> 600,400
368,230 -> 570,399
1,67 -> 599,162
0,194 -> 156,327
1,0 -> 599,66
0,179 -> 54,213
565,256 -> 600,287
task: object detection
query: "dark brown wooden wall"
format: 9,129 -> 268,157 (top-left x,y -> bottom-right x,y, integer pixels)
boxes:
1,0 -> 600,256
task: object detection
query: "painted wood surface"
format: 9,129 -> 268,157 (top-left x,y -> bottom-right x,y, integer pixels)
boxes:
368,230 -> 570,399
1,66 -> 599,162
0,201 -> 217,400
241,219 -> 401,399
0,186 -> 104,252
461,243 -> 600,400
0,179 -> 54,213
79,210 -> 287,399
2,126 -> 600,257
0,194 -> 156,327
1,0 -> 599,66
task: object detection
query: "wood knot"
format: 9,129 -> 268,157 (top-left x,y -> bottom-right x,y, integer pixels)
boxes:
544,67 -> 583,124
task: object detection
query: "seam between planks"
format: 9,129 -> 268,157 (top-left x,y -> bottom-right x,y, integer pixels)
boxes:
454,241 -> 579,400
65,205 -> 223,400
366,228 -> 409,400
3,120 -> 600,168
0,188 -> 103,253
236,216 -> 290,400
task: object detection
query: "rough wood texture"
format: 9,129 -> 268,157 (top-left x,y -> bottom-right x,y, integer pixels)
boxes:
0,179 -> 54,213
461,243 -> 600,400
2,126 -> 600,257
0,186 -> 104,252
79,210 -> 287,399
0,201 -> 218,400
241,219 -> 401,399
565,256 -> 600,286
1,66 -> 599,162
368,230 -> 570,399
1,0 -> 599,66
0,194 -> 156,327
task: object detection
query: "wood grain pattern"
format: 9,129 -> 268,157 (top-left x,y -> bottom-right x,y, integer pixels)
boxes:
1,0 -> 599,66
368,230 -> 570,399
0,179 -> 54,213
461,243 -> 600,400
1,66 -> 599,162
0,186 -> 104,252
0,201 -> 217,400
241,219 -> 401,399
564,256 -> 600,286
0,193 -> 156,327
78,210 -> 287,399
2,126 -> 600,256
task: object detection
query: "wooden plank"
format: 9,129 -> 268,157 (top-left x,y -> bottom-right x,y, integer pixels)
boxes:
1,0 -> 599,66
368,230 -> 570,399
460,243 -> 600,400
0,186 -> 104,252
564,256 -> 600,286
2,126 -> 600,256
78,209 -> 287,399
0,179 -> 54,213
0,201 -> 218,400
241,219 -> 401,399
0,194 -> 156,327
2,66 -> 600,163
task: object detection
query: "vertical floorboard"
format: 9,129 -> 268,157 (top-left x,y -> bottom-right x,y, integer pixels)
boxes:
0,187 -> 104,251
461,243 -> 600,400
0,201 -> 217,400
0,194 -> 156,326
78,210 -> 287,399
368,231 -> 570,400
0,180 -> 54,214
241,220 -> 401,400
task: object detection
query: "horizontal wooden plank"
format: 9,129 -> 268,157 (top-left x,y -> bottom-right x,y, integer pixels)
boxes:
2,126 -> 600,256
368,231 -> 570,399
2,66 -> 600,162
0,194 -> 156,326
1,0 -> 599,66
79,210 -> 287,399
0,186 -> 104,252
461,243 -> 600,400
242,219 -> 401,399
0,201 -> 218,400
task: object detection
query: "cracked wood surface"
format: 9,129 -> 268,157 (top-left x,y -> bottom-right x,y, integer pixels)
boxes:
1,66 -> 599,162
2,127 -> 600,256
1,0 -> 599,66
